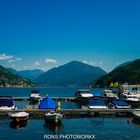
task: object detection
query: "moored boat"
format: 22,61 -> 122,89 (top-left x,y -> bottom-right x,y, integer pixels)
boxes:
88,99 -> 108,109
44,112 -> 63,124
110,100 -> 131,109
0,96 -> 16,110
30,90 -> 42,104
133,109 -> 140,121
75,89 -> 93,102
8,112 -> 29,123
103,90 -> 119,102
38,96 -> 63,124
120,91 -> 140,107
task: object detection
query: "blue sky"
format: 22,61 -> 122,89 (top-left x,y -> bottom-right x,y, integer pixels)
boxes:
0,0 -> 140,72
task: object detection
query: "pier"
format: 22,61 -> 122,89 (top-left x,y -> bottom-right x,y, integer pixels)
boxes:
13,97 -> 77,101
0,109 -> 134,118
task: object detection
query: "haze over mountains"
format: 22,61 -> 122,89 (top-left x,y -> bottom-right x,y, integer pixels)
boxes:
1,59 -> 140,88
34,61 -> 106,87
8,68 -> 44,81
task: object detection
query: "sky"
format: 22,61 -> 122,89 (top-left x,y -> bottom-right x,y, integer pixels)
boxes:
0,0 -> 140,72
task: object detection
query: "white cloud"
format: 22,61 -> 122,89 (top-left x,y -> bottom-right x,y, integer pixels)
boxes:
23,66 -> 28,69
99,61 -> 103,65
16,57 -> 22,61
11,64 -> 15,67
34,61 -> 40,66
7,59 -> 15,63
0,54 -> 13,60
83,60 -> 103,66
45,58 -> 57,64
83,60 -> 88,64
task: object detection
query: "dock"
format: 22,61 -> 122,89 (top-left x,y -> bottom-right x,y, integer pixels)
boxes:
13,97 -> 76,101
0,109 -> 134,118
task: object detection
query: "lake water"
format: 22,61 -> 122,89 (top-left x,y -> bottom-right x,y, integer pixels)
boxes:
0,88 -> 140,140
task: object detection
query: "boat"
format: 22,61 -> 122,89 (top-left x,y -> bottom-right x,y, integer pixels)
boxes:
30,90 -> 42,104
110,100 -> 131,109
10,120 -> 28,129
38,96 -> 63,124
88,99 -> 108,109
44,112 -> 63,124
75,89 -> 93,102
0,96 -> 16,110
121,90 -> 140,101
103,90 -> 119,102
133,109 -> 140,121
8,112 -> 29,123
44,120 -> 63,133
120,90 -> 140,107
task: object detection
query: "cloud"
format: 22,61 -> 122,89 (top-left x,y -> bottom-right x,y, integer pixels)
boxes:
99,61 -> 103,65
16,57 -> 22,61
23,66 -> 28,69
83,60 -> 88,64
34,61 -> 40,66
83,60 -> 95,65
7,59 -> 15,63
11,64 -> 15,67
45,58 -> 57,64
83,60 -> 103,66
0,54 -> 13,60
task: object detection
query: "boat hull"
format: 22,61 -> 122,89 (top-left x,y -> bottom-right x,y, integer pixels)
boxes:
45,113 -> 62,124
10,116 -> 29,123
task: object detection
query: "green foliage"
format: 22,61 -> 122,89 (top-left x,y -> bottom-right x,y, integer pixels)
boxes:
95,59 -> 140,87
0,65 -> 36,87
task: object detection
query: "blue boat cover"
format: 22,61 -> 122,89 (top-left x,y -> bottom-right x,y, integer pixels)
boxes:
112,100 -> 128,106
89,99 -> 105,106
0,97 -> 14,107
38,96 -> 57,109
94,92 -> 103,97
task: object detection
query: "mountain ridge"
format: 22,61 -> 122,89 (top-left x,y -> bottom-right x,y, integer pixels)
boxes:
95,59 -> 140,87
35,61 -> 106,87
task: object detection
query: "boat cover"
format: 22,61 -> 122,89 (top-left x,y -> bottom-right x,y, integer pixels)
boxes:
112,100 -> 128,106
89,99 -> 106,106
38,96 -> 57,109
0,97 -> 14,107
94,92 -> 103,97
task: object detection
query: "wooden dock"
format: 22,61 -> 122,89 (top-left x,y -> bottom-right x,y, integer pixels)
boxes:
13,97 -> 76,101
0,109 -> 134,118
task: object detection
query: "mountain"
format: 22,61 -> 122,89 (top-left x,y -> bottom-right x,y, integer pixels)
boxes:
114,61 -> 132,70
18,69 -> 44,81
0,65 -> 36,87
7,68 -> 17,74
95,59 -> 140,87
35,61 -> 106,87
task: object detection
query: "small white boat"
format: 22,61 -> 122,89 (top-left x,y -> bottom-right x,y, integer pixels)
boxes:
8,112 -> 29,123
44,112 -> 63,124
75,89 -> 93,102
133,109 -> 140,121
121,91 -> 140,102
30,90 -> 42,104
103,90 -> 119,100
0,96 -> 16,110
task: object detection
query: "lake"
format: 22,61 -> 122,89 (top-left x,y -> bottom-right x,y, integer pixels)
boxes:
0,88 -> 140,140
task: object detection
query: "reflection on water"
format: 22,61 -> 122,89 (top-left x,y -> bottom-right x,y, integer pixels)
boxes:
132,118 -> 140,128
89,118 -> 105,126
44,121 -> 64,134
10,120 -> 28,129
